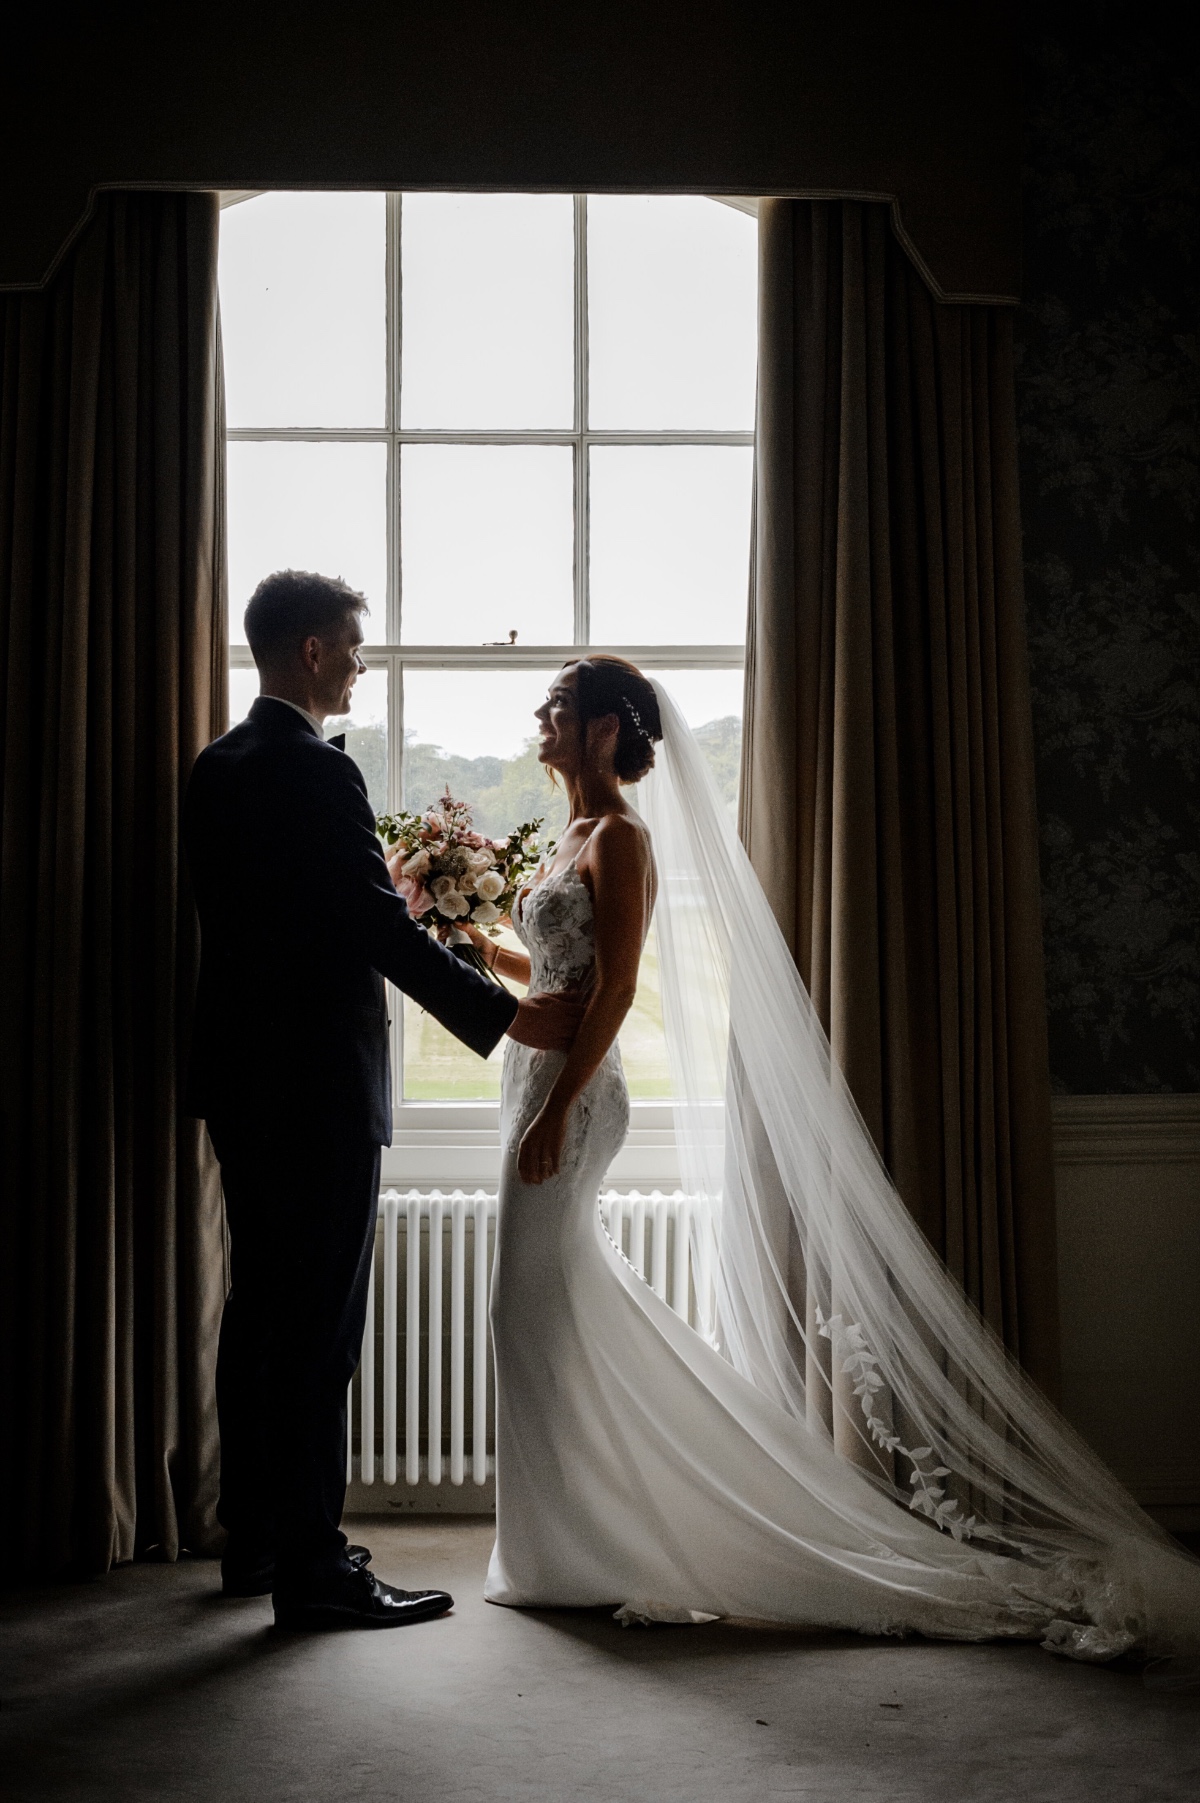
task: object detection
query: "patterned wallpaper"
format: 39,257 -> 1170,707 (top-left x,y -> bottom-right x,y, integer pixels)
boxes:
1017,3 -> 1199,1092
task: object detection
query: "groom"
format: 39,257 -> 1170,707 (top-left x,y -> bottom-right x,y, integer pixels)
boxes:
184,569 -> 580,1630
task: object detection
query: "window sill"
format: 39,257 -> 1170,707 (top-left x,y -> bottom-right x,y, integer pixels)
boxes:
382,1100 -> 680,1186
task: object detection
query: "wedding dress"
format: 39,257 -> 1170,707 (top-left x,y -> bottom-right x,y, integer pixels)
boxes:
485,683 -> 1200,1660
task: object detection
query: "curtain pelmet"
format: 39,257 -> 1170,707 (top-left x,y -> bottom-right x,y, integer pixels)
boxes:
742,200 -> 1059,1395
0,192 -> 227,1579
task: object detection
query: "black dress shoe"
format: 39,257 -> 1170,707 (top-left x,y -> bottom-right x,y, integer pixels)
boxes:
222,1542 -> 372,1598
273,1569 -> 454,1631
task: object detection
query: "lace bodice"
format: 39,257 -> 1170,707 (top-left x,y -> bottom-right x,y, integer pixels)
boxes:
501,858 -> 628,1158
512,858 -> 596,991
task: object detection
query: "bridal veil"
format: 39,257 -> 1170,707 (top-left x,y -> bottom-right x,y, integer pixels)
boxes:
641,679 -> 1200,1659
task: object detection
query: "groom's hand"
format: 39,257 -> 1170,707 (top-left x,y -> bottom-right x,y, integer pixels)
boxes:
507,989 -> 586,1052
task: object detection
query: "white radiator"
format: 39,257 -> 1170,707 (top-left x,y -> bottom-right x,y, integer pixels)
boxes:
347,1188 -> 709,1490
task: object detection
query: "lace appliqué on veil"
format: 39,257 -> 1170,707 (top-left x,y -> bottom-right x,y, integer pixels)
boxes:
816,1309 -> 1142,1661
816,1308 -> 1013,1547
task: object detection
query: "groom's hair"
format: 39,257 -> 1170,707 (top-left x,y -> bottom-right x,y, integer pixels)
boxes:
244,570 -> 369,668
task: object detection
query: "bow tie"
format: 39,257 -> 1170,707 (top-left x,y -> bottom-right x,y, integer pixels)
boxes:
326,733 -> 346,752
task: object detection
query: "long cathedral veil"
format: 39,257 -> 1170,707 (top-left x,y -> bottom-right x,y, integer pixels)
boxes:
640,678 -> 1200,1657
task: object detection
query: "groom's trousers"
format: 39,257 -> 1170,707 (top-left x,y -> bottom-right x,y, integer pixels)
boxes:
208,1119 -> 381,1592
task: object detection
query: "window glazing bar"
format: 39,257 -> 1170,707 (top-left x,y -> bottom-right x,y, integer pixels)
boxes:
227,644 -> 745,670
573,193 -> 589,645
227,427 -> 753,446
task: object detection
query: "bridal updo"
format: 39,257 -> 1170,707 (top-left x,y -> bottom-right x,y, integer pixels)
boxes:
564,656 -> 664,785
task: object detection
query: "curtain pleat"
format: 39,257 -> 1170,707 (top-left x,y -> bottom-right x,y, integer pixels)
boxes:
743,199 -> 1060,1395
0,191 -> 228,1579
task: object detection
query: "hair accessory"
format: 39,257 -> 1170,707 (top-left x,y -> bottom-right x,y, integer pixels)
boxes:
621,694 -> 652,741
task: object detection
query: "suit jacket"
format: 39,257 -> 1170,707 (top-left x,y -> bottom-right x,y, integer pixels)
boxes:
183,696 -> 517,1144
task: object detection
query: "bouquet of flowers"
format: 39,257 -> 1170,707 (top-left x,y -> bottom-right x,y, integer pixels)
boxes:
376,789 -> 551,983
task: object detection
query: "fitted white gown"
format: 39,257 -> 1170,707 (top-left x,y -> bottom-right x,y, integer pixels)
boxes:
483,860 -> 1148,1646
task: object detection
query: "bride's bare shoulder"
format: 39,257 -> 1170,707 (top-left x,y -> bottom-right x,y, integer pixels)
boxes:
582,811 -> 655,891
591,810 -> 652,857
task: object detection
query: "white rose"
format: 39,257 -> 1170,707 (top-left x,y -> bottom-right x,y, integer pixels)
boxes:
471,901 -> 500,926
403,847 -> 431,878
474,871 -> 504,902
468,849 -> 494,874
458,873 -> 476,896
436,890 -> 469,919
431,873 -> 458,899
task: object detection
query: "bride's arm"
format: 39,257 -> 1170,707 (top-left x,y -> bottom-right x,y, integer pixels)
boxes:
518,815 -> 650,1184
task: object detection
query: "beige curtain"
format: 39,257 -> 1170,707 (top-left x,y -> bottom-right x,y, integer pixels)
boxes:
742,199 -> 1060,1396
0,192 -> 228,1578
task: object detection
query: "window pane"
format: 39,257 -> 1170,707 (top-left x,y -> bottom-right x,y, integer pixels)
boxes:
400,445 -> 573,644
398,664 -> 742,1101
323,668 -> 390,816
401,668 -> 568,839
653,668 -> 744,819
227,666 -> 262,728
219,192 -> 385,427
588,446 -> 753,644
226,667 -> 389,814
587,197 -> 757,429
616,919 -> 670,1100
227,441 -> 388,644
401,194 -> 574,428
401,668 -> 568,1101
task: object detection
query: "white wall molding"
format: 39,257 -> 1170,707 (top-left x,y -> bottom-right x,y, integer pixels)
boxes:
1053,1092 -> 1200,1513
1052,1093 -> 1200,1166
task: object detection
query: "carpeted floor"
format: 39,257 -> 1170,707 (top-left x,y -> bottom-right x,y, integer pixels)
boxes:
2,1517 -> 1197,1802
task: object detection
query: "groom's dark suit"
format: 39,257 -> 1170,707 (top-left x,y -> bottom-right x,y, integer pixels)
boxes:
184,696 -> 516,1592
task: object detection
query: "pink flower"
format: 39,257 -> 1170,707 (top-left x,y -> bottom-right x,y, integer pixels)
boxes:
394,874 -> 436,917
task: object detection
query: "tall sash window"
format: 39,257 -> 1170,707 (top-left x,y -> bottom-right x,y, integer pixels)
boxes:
219,191 -> 756,1160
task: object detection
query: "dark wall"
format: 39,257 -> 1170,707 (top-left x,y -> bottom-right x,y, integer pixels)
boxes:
2,2 -> 1018,299
1018,2 -> 1199,1093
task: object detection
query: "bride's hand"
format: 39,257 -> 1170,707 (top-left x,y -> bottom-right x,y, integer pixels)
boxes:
518,1102 -> 568,1185
444,920 -> 496,961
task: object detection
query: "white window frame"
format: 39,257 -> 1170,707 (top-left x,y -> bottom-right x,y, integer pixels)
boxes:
225,192 -> 752,1182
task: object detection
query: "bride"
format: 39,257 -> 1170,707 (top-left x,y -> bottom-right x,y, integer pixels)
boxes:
454,655 -> 1200,1661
